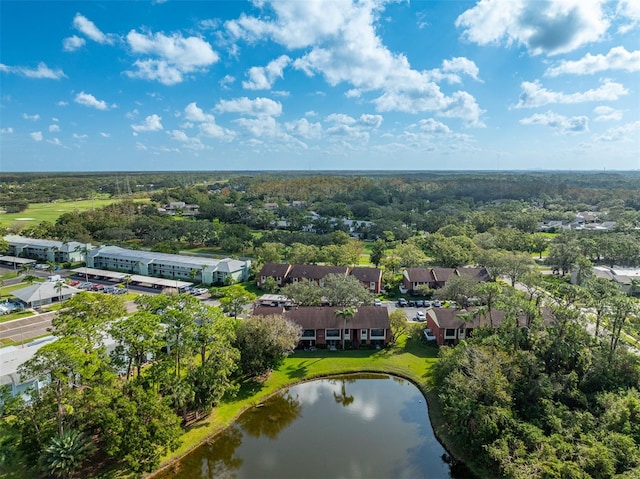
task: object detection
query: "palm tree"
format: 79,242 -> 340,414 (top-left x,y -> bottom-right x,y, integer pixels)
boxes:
55,281 -> 68,301
123,274 -> 132,292
335,306 -> 357,350
40,429 -> 95,479
24,274 -> 38,285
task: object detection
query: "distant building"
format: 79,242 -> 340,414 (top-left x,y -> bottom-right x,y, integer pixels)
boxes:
12,282 -> 82,308
87,245 -> 250,285
4,235 -> 92,263
157,201 -> 199,216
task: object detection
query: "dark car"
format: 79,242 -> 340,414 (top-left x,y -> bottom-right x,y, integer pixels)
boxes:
397,298 -> 408,307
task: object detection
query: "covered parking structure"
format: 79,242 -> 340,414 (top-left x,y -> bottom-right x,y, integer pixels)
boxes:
71,267 -> 193,290
0,255 -> 37,270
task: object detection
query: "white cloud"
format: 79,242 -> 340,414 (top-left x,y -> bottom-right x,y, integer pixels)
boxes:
216,97 -> 282,117
416,118 -> 451,134
594,120 -> 640,141
545,46 -> 640,76
73,13 -> 114,44
47,138 -> 62,146
62,35 -> 86,52
57,101 -> 68,107
49,124 -> 60,132
516,80 -> 628,108
358,114 -> 383,128
220,75 -> 235,88
30,131 -> 43,141
126,109 -> 139,119
74,91 -> 113,110
227,1 -> 484,125
0,127 -> 14,134
125,30 -> 218,85
22,113 -> 40,121
131,114 -> 163,132
243,55 -> 291,90
136,142 -> 148,150
284,118 -> 322,139
0,62 -> 66,79
199,122 -> 235,140
456,0 -> 609,56
184,102 -> 214,122
72,133 -> 88,139
520,111 -> 589,133
440,57 -> 481,82
168,129 -> 204,150
100,132 -> 111,138
593,106 -> 623,122
617,0 -> 640,33
326,113 -> 357,125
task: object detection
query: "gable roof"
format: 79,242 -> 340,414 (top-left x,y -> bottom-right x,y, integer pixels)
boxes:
349,267 -> 382,283
288,264 -> 349,280
12,282 -> 82,303
404,267 -> 433,283
254,306 -> 390,330
428,306 -> 555,329
457,267 -> 491,282
258,263 -> 292,278
430,268 -> 458,282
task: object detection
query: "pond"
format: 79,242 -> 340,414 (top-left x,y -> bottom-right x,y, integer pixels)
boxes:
156,374 -> 474,479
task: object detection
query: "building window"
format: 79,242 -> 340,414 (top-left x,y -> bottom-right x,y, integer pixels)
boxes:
361,329 -> 367,340
326,329 -> 340,339
445,328 -> 456,337
343,329 -> 350,338
370,329 -> 384,338
302,329 -> 315,338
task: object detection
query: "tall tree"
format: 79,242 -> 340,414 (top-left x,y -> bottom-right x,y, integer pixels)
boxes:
335,306 -> 357,350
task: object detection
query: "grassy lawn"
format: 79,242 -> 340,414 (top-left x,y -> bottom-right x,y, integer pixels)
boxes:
0,310 -> 34,324
148,335 -> 439,478
0,197 -> 149,228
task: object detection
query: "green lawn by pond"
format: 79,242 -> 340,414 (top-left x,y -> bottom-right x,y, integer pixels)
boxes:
148,334 -> 439,478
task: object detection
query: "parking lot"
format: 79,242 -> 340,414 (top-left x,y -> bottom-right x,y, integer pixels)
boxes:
382,300 -> 441,323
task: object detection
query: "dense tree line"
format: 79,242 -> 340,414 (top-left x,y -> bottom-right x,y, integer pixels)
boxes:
433,279 -> 640,479
0,292 -> 301,477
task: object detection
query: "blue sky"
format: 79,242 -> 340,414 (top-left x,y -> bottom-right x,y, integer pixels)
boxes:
1,0 -> 639,172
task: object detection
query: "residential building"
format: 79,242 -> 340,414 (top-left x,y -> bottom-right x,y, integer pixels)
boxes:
5,235 -> 93,263
157,201 -> 200,216
87,245 -> 250,285
287,264 -> 350,286
12,282 -> 82,308
349,267 -> 383,294
253,306 -> 391,349
257,263 -> 293,288
402,266 -> 490,293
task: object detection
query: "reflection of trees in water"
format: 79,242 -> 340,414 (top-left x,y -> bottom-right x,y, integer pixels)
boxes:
332,378 -> 355,407
239,391 -> 302,439
199,426 -> 243,479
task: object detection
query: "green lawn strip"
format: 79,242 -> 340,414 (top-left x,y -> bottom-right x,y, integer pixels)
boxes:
149,336 -> 439,478
0,333 -> 53,349
0,310 -> 34,324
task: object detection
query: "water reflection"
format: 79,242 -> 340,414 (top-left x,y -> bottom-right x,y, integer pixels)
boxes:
238,390 -> 302,439
155,375 -> 475,479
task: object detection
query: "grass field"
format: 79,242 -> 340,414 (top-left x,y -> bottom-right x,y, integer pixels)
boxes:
0,197 -> 149,228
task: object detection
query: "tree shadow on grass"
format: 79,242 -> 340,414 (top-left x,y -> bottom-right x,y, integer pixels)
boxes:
231,378 -> 267,402
284,358 -> 324,379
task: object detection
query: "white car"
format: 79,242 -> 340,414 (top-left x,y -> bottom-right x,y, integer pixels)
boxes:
415,311 -> 426,321
373,299 -> 382,307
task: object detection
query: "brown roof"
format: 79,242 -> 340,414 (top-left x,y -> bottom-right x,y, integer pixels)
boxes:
456,267 -> 491,282
288,264 -> 349,280
268,306 -> 390,330
258,263 -> 292,278
404,267 -> 434,283
252,305 -> 286,316
428,306 -> 555,329
349,267 -> 382,283
431,268 -> 458,282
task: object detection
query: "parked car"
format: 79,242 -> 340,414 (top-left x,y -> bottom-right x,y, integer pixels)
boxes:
373,299 -> 382,307
415,299 -> 424,307
69,280 -> 80,286
424,329 -> 436,341
415,311 -> 426,322
91,284 -> 104,291
397,298 -> 408,307
78,282 -> 93,290
423,300 -> 431,308
432,300 -> 442,307
113,288 -> 126,295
